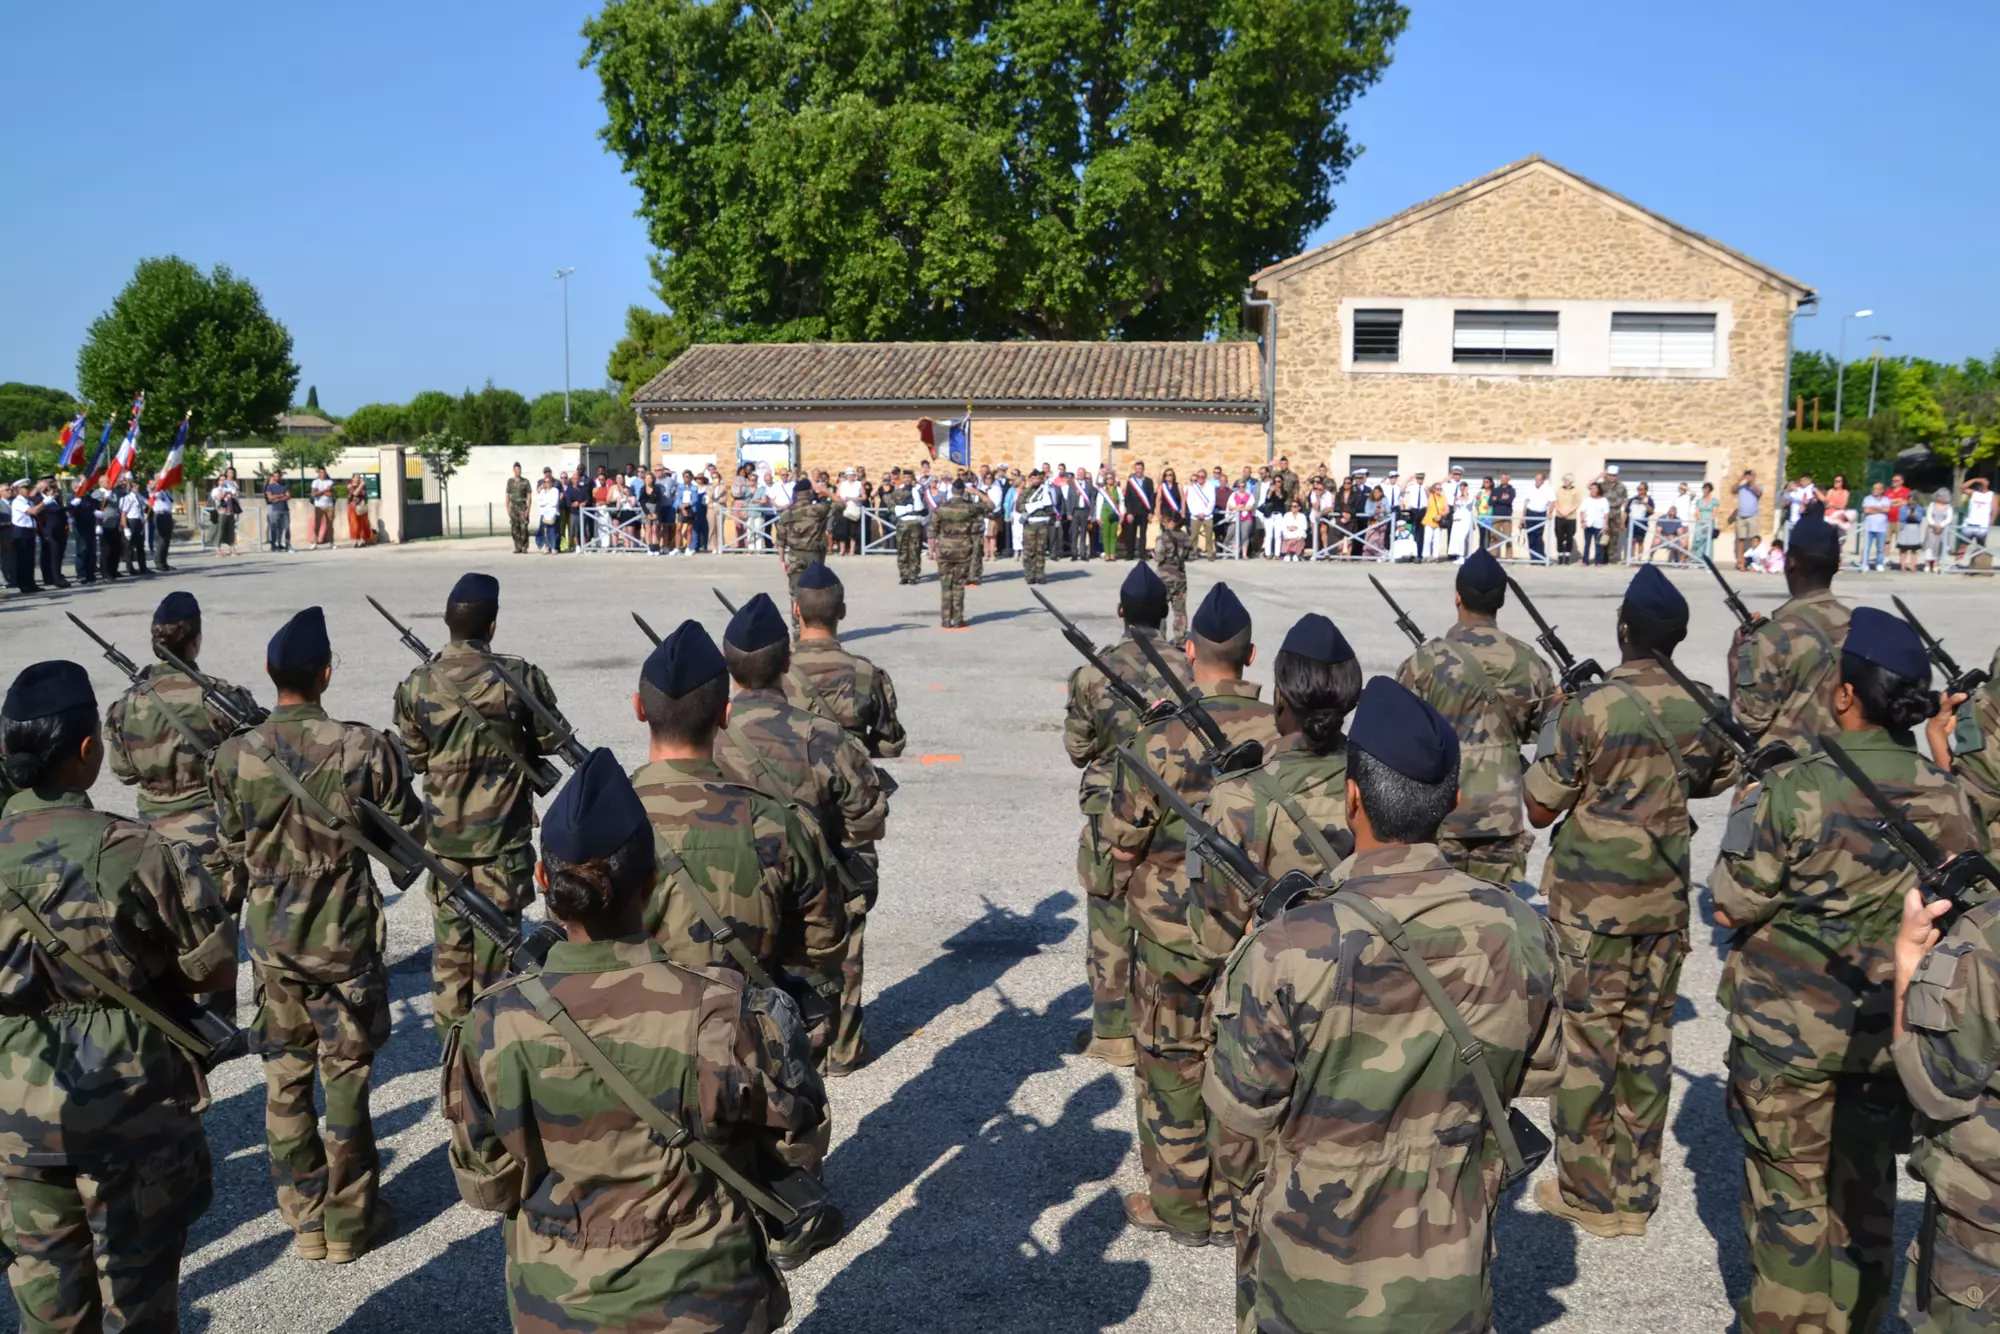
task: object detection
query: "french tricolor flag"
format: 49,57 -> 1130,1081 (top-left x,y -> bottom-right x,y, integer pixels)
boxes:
103,392 -> 145,487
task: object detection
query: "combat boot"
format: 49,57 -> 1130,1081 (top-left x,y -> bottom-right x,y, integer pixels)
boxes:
769,1204 -> 846,1272
326,1201 -> 396,1264
1122,1192 -> 1209,1248
1073,1028 -> 1136,1067
1534,1179 -> 1631,1239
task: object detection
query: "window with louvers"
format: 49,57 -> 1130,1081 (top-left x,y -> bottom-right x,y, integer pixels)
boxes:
1452,311 -> 1558,364
1352,309 -> 1403,363
1610,312 -> 1717,369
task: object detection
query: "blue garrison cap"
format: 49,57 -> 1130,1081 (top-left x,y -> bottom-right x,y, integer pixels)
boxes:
724,592 -> 789,652
1120,562 -> 1167,611
1843,607 -> 1930,683
1191,582 -> 1251,642
1788,515 -> 1842,561
450,572 -> 499,604
3,660 -> 96,720
796,562 -> 840,591
1280,613 -> 1355,664
267,607 -> 331,672
541,748 -> 649,865
154,590 -> 200,624
1348,675 -> 1460,784
1455,548 -> 1506,597
1621,564 -> 1688,623
643,619 -> 727,697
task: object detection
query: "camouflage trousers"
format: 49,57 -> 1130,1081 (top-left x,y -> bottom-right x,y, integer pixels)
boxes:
1162,571 -> 1188,642
1551,923 -> 1684,1217
1728,1039 -> 1909,1334
509,510 -> 529,553
829,896 -> 870,1069
1077,819 -> 1133,1040
968,533 -> 983,584
254,963 -> 391,1248
1022,521 -> 1050,583
502,1214 -> 788,1334
1133,935 -> 1242,1235
897,522 -> 925,582
0,1138 -> 212,1334
1901,1215 -> 2000,1331
938,557 -> 971,627
430,847 -> 534,1039
1440,830 -> 1534,886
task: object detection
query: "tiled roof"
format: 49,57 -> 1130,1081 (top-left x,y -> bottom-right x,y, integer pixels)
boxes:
633,341 -> 1264,413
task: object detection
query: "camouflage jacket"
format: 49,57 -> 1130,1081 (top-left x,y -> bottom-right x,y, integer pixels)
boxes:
630,757 -> 846,996
1105,679 -> 1281,951
776,499 -> 830,562
786,639 -> 906,758
713,687 -> 889,856
1728,588 -> 1852,758
392,639 -> 563,861
1897,897 -> 2000,1281
443,937 -> 824,1331
504,475 -> 532,516
1205,843 -> 1562,1334
931,497 -> 986,557
1191,734 -> 1350,962
1153,528 -> 1191,576
0,789 -> 234,1166
1952,650 -> 2000,843
104,663 -> 260,818
1602,478 -> 1628,520
1714,727 -> 1987,1073
1063,625 -> 1193,815
211,702 -> 422,981
1525,658 -> 1740,934
1397,622 -> 1555,848
889,483 -> 923,524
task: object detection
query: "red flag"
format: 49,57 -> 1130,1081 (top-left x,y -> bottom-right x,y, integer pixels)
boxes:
152,411 -> 191,491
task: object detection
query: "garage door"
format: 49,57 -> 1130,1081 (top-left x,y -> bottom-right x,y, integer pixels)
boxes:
1035,435 -> 1102,477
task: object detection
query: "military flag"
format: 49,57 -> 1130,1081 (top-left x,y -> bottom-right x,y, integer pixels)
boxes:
55,411 -> 88,469
79,411 -> 117,488
152,410 -> 191,491
102,392 -> 145,487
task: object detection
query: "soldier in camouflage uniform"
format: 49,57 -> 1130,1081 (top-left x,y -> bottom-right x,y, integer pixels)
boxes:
1730,514 -> 1851,763
1207,675 -> 1562,1334
1105,583 -> 1282,1245
1395,548 -> 1557,884
890,468 -> 926,584
1935,648 -> 2000,843
1063,564 -> 1191,1067
391,573 -> 565,1039
1153,511 -> 1193,644
210,607 -> 422,1264
1713,608 -> 1988,1334
1600,466 -> 1629,559
505,462 -> 532,553
1523,566 -> 1739,1239
774,482 -> 831,638
1018,469 -> 1057,584
931,479 -> 983,629
444,750 -> 836,1330
0,661 -> 237,1334
103,591 -> 261,927
714,593 -> 889,1078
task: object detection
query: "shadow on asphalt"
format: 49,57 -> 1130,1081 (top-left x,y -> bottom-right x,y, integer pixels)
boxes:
1676,1070 -> 1749,1322
1491,1181 -> 1581,1331
841,622 -> 926,644
963,608 -> 1036,627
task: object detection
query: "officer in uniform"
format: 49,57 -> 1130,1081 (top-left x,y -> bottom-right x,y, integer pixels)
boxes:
1712,609 -> 1987,1333
713,593 -> 889,1077
1153,510 -> 1194,644
1600,465 -> 1629,559
443,750 -> 837,1329
890,467 -> 926,584
1396,548 -> 1557,884
0,661 -> 237,1333
504,462 -> 532,554
210,607 -> 421,1264
774,482 -> 832,638
1523,566 -> 1739,1239
391,573 -> 566,1039
1018,468 -> 1057,584
1206,676 -> 1561,1334
1730,513 -> 1851,761
1105,583 -> 1282,1247
931,479 -> 983,629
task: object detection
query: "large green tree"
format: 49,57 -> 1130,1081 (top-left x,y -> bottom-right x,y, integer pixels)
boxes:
526,388 -> 616,444
448,380 -> 530,445
76,256 -> 299,465
342,402 -> 411,444
0,382 -> 78,443
583,0 -> 1408,368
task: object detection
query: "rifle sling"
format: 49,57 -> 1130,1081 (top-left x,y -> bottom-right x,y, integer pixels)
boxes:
1246,768 -> 1347,879
724,722 -> 866,905
425,657 -> 557,792
515,974 -> 798,1224
238,732 -> 412,878
137,673 -> 220,764
785,666 -> 844,732
656,845 -> 780,994
0,885 -> 213,1060
1435,637 -> 1521,751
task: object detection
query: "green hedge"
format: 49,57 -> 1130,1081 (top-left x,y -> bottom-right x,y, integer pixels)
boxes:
1784,431 -> 1869,487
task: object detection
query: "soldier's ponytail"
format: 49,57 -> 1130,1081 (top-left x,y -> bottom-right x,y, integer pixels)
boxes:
1840,653 -> 1938,732
542,823 -> 656,935
1,706 -> 98,792
1274,650 -> 1364,756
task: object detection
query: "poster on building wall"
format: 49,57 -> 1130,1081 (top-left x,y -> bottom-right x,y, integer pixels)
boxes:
737,427 -> 797,474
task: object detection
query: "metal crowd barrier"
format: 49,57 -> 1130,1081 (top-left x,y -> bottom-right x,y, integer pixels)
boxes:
579,506 -> 648,553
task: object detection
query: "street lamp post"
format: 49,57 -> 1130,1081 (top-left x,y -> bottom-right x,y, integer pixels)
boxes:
1866,332 -> 1893,419
1832,310 -> 1864,430
554,267 -> 576,424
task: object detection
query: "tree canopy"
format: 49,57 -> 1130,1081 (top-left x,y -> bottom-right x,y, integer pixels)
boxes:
0,382 -> 78,444
1790,349 -> 1999,473
584,0 -> 1408,392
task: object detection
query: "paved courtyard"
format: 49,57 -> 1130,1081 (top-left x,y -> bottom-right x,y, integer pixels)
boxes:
2,538 -> 1993,1334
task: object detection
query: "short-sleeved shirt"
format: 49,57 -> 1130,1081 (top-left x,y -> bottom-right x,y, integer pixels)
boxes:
310,477 -> 334,508
1862,493 -> 1892,533
1736,485 -> 1760,518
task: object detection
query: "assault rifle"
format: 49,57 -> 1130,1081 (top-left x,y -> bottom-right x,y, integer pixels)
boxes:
1031,590 -> 1174,720
1818,734 -> 2000,923
356,798 -> 564,972
1368,576 -> 1426,650
1650,652 -> 1795,780
714,588 -> 738,616
152,645 -> 268,732
485,657 -> 590,771
66,613 -> 239,762
633,612 -> 663,646
1504,577 -> 1604,694
1128,631 -> 1264,778
1893,595 -> 1990,757
1703,556 -> 1767,632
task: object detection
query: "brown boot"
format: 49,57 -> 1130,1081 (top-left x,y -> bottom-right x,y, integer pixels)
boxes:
326,1202 -> 396,1264
1122,1192 -> 1209,1248
1072,1028 -> 1136,1067
1534,1179 -> 1628,1240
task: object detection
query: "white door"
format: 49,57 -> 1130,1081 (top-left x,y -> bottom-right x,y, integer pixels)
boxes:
1035,435 -> 1102,477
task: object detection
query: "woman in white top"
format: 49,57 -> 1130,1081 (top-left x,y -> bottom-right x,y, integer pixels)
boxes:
209,477 -> 241,555
534,478 -> 561,553
1624,484 -> 1652,563
1924,488 -> 1955,572
1278,501 -> 1309,561
1581,483 -> 1611,566
1447,482 -> 1476,561
835,469 -> 865,556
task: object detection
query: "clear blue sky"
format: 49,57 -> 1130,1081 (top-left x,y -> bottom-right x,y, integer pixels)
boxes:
3,0 -> 1993,414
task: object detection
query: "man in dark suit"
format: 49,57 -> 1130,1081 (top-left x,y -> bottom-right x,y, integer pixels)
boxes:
1120,462 -> 1156,560
1072,471 -> 1099,560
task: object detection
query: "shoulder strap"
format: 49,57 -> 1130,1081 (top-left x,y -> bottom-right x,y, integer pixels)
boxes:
424,657 -> 559,795
514,974 -> 798,1224
655,844 -> 777,992
134,673 -> 221,763
1604,678 -> 1692,792
1435,636 -> 1518,748
1328,889 -> 1527,1180
1245,767 -> 1347,877
723,723 -> 865,905
785,664 -> 844,728
237,730 -> 419,888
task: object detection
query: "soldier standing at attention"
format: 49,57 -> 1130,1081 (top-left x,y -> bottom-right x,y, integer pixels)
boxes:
504,462 -> 532,554
1730,514 -> 1853,761
1396,548 -> 1556,884
0,661 -> 238,1333
714,593 -> 889,1077
786,562 -> 907,758
1600,465 -> 1629,559
774,481 -> 831,638
1523,566 -> 1738,1240
1711,609 -> 1988,1334
967,472 -> 995,586
1153,510 -> 1193,644
391,573 -> 565,1039
210,607 -> 421,1264
1206,676 -> 1561,1334
1018,468 -> 1057,584
443,750 -> 835,1329
104,591 -> 262,924
931,478 -> 982,629
890,467 -> 926,584
1106,583 -> 1281,1246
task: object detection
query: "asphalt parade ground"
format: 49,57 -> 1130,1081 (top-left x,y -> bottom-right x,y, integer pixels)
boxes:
3,537 -> 1992,1333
